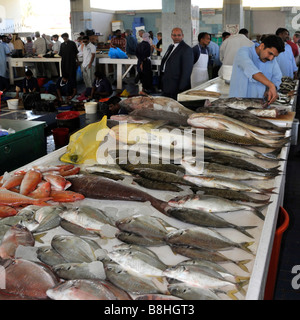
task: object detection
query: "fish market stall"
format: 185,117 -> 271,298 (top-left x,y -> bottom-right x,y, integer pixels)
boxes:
98,58 -> 161,90
8,57 -> 62,85
0,95 -> 293,300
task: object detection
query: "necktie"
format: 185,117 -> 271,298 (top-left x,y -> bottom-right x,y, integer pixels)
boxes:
162,44 -> 174,72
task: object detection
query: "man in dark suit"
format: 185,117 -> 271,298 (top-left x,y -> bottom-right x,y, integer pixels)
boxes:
160,28 -> 194,100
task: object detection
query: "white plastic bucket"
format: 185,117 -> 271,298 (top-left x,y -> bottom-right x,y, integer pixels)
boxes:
7,99 -> 19,110
222,65 -> 233,82
84,102 -> 98,114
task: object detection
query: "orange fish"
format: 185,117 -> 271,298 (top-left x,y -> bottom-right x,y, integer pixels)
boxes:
50,190 -> 85,202
27,182 -> 51,199
0,188 -> 51,207
43,174 -> 71,191
0,205 -> 18,218
19,170 -> 42,195
2,173 -> 25,190
59,166 -> 80,177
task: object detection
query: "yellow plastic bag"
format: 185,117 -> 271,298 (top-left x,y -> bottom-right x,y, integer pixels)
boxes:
60,116 -> 110,164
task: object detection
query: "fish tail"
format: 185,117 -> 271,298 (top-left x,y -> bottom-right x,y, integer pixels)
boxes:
262,187 -> 277,194
226,289 -> 239,300
239,242 -> 254,255
235,226 -> 256,239
234,259 -> 251,273
34,232 -> 47,244
251,208 -> 265,221
151,199 -> 171,216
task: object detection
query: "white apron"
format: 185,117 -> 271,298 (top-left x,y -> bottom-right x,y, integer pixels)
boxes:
191,46 -> 209,88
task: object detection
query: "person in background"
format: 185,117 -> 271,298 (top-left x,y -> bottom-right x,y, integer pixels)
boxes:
110,29 -> 126,52
160,27 -> 194,100
136,32 -> 153,94
125,29 -> 137,58
137,29 -> 145,44
0,41 -> 10,92
88,71 -> 113,100
191,32 -> 211,88
11,34 -> 25,57
15,69 -> 39,99
33,31 -> 50,77
101,96 -> 128,119
153,32 -> 162,56
81,35 -> 96,91
6,36 -> 14,53
55,74 -> 77,104
24,36 -> 34,55
229,35 -> 284,104
207,34 -> 222,79
149,31 -> 158,46
275,28 -> 298,79
219,28 -> 254,77
222,32 -> 231,42
287,33 -> 299,58
52,34 -> 61,54
59,33 -> 79,83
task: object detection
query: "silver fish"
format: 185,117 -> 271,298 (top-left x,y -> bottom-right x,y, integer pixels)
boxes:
164,264 -> 242,294
84,164 -> 132,176
58,205 -> 114,236
37,246 -> 68,266
181,159 -> 275,180
115,231 -> 166,247
168,282 -> 221,300
115,214 -> 177,241
166,207 -> 256,238
33,205 -> 63,233
52,261 -> 106,281
168,193 -> 265,220
51,235 -> 98,263
183,175 -> 275,194
107,248 -> 167,277
46,279 -> 132,300
104,261 -> 166,295
165,226 -> 254,254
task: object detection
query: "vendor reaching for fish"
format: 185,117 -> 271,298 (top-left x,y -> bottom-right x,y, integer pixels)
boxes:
229,35 -> 285,105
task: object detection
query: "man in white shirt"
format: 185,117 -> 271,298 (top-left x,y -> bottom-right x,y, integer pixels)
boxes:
52,34 -> 61,54
219,28 -> 254,77
81,36 -> 96,89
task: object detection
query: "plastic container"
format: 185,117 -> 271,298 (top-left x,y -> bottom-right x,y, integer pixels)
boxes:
84,102 -> 98,114
222,65 -> 233,83
52,127 -> 69,149
7,99 -> 19,110
264,207 -> 290,300
56,111 -> 80,133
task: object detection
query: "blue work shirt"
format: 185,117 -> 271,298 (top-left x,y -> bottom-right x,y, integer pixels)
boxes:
229,44 -> 282,98
276,43 -> 298,78
207,41 -> 222,67
0,42 -> 10,78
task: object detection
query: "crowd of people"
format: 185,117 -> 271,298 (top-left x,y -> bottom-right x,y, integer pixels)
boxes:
0,26 -> 299,106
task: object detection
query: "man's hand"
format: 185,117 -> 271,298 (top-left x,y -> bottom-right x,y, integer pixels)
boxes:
267,83 -> 279,105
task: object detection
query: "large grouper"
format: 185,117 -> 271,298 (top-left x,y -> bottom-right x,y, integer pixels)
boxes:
68,174 -> 169,215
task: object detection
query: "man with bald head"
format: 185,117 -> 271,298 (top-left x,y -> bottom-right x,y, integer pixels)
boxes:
160,27 -> 194,100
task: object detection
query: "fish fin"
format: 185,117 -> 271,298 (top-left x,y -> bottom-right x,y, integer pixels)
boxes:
227,289 -> 239,300
234,259 -> 251,273
240,242 -> 254,255
235,276 -> 250,283
251,208 -> 265,221
235,226 -> 256,239
262,187 -> 277,195
34,232 -> 47,244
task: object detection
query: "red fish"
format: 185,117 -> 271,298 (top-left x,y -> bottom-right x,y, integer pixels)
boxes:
27,182 -> 52,199
0,225 -> 35,259
19,170 -> 42,195
2,173 -> 25,190
59,166 -> 80,177
43,174 -> 71,191
0,205 -> 18,218
50,190 -> 85,202
0,188 -> 51,207
0,258 -> 59,299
